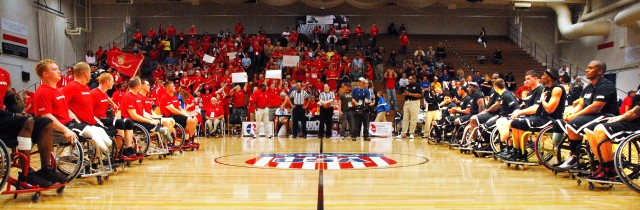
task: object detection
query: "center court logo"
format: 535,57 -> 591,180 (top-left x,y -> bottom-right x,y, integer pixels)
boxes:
245,153 -> 397,170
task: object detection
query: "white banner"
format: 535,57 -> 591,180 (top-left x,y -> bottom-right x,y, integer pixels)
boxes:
203,54 -> 215,63
368,122 -> 393,137
266,70 -> 281,79
306,15 -> 335,25
227,52 -> 237,60
625,45 -> 640,66
242,122 -> 275,137
283,55 -> 300,67
231,72 -> 248,83
1,18 -> 28,36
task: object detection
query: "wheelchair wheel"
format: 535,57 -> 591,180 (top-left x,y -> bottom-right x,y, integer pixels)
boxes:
614,133 -> 640,193
535,126 -> 570,171
109,134 -> 125,163
489,128 -> 508,154
172,123 -> 186,148
132,123 -> 151,155
0,140 -> 10,190
452,125 -> 465,145
53,141 -> 84,183
461,126 -> 476,147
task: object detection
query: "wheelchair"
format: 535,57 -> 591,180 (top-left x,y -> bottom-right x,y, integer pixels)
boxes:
76,128 -> 123,185
535,120 -> 572,174
498,126 -> 545,170
131,123 -> 169,160
614,131 -> 640,193
467,123 -> 497,157
447,119 -> 469,150
0,132 -> 84,202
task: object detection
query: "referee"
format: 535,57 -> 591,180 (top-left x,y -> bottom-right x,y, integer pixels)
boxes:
318,84 -> 335,138
283,82 -> 310,138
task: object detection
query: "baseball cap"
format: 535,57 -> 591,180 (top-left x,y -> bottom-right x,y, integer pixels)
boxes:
358,77 -> 366,82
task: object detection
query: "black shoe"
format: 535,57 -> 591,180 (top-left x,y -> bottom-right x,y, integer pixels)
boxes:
20,169 -> 53,188
123,147 -> 136,157
36,166 -> 67,184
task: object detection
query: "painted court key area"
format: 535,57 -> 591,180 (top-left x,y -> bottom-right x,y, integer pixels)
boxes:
245,153 -> 397,170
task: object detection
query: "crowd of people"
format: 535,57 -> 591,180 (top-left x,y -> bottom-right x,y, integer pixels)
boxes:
1,19 -> 638,190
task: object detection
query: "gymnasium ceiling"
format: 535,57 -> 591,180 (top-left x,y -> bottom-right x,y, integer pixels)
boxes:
93,0 -> 587,10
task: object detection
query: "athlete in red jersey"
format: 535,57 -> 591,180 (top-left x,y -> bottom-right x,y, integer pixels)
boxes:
60,62 -> 112,152
90,73 -> 139,157
160,81 -> 198,140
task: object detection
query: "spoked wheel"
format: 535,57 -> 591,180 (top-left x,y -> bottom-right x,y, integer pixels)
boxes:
0,140 -> 10,191
490,128 -> 509,154
53,141 -> 84,183
132,124 -> 151,155
615,133 -> 640,193
460,126 -> 475,148
535,126 -> 570,171
172,123 -> 186,148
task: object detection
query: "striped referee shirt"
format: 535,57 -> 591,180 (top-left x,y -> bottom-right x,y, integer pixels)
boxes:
289,90 -> 309,105
319,91 -> 335,104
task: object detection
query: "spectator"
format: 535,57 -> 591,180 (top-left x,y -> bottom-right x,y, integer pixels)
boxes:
493,49 -> 503,65
620,90 -> 637,115
85,50 -> 96,65
399,31 -> 409,55
414,46 -> 425,58
354,24 -> 364,50
388,22 -> 398,36
477,52 -> 487,64
436,42 -> 446,59
398,73 -> 409,90
369,23 -> 379,47
374,90 -> 390,122
479,27 -> 487,48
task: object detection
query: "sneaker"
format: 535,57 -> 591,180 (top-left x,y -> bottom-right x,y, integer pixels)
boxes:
19,169 -> 53,188
123,147 -> 135,157
409,134 -> 414,139
498,147 -> 510,156
396,134 -> 405,139
557,155 -> 578,169
253,135 -> 258,139
36,166 -> 67,184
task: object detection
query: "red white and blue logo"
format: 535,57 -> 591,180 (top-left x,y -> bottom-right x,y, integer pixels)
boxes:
245,124 -> 256,134
245,153 -> 397,170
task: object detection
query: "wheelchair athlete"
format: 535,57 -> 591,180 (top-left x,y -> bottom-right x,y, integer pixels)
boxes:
560,60 -> 619,170
445,84 -> 484,143
120,77 -> 171,142
159,81 -> 198,141
90,71 -> 140,158
138,79 -> 175,144
506,69 -> 566,161
496,70 -> 544,157
442,87 -> 472,141
467,74 -> 501,146
471,79 -> 518,150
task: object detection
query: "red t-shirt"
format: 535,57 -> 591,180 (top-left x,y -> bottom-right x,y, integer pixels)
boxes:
23,97 -> 34,114
620,96 -> 634,115
250,89 -> 269,109
62,81 -> 97,124
385,75 -> 397,89
201,92 -> 214,110
325,70 -> 339,91
206,104 -> 224,119
139,93 -> 153,114
134,32 -> 143,41
0,67 -> 10,110
231,89 -> 246,108
112,90 -> 124,106
90,88 -> 110,119
370,26 -> 379,37
167,26 -> 176,37
400,35 -> 409,46
34,84 -> 72,125
160,93 -> 180,117
267,88 -> 282,107
120,91 -> 142,119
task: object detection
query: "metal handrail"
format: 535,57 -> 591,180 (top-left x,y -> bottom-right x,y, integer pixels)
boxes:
508,23 -> 587,77
101,22 -> 140,51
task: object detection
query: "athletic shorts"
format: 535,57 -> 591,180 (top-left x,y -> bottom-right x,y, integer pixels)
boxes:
0,116 -> 51,147
100,118 -> 134,130
474,112 -> 496,124
511,116 -> 553,131
566,114 -> 606,134
457,115 -> 471,125
171,115 -> 189,128
136,122 -> 159,132
587,120 -> 640,139
65,122 -> 88,136
481,115 -> 501,131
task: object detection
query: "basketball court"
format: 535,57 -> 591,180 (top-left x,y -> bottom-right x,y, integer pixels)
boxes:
2,137 -> 639,209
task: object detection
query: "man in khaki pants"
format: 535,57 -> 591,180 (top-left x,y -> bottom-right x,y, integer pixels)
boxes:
250,84 -> 272,138
396,76 -> 422,139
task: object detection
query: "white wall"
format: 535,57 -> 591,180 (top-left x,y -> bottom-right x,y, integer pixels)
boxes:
1,0 -> 86,90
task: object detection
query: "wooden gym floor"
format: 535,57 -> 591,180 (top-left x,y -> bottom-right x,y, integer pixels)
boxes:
1,136 -> 639,209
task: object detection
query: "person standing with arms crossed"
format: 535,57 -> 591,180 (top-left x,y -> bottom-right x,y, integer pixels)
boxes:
396,76 -> 422,139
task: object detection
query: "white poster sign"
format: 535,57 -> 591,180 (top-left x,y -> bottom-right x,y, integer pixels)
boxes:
266,70 -> 281,79
306,15 -> 335,25
368,122 -> 393,137
231,72 -> 248,83
242,122 -> 275,137
283,55 -> 300,67
1,18 -> 28,36
624,45 -> 640,66
203,54 -> 215,63
227,52 -> 237,60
